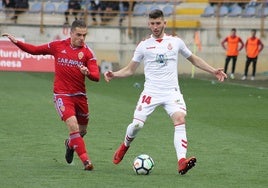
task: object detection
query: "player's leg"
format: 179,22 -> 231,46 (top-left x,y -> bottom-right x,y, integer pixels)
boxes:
172,112 -> 196,175
113,92 -> 156,164
64,125 -> 87,165
54,95 -> 75,164
65,117 -> 88,163
242,57 -> 251,80
251,57 -> 257,80
65,116 -> 93,170
165,92 -> 196,175
124,118 -> 145,147
75,96 -> 93,170
113,119 -> 145,164
54,95 -> 92,170
172,112 -> 187,161
230,56 -> 237,79
78,124 -> 93,170
224,56 -> 231,74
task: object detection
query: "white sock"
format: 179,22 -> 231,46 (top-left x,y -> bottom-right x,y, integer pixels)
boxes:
124,119 -> 144,146
174,124 -> 187,161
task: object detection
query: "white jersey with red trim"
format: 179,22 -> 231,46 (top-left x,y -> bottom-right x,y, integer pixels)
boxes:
132,34 -> 192,93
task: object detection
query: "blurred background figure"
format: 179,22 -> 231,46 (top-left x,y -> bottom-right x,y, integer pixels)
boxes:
101,1 -> 119,24
89,0 -> 119,25
241,29 -> 264,81
65,0 -> 82,25
119,1 -> 136,26
89,0 -> 103,25
2,0 -> 16,18
221,28 -> 244,79
11,0 -> 29,23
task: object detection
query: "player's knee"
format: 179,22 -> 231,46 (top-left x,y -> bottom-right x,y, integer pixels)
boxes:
171,112 -> 186,126
132,119 -> 144,130
174,117 -> 185,126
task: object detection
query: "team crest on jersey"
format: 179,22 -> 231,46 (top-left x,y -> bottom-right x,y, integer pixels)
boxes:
78,52 -> 84,60
167,43 -> 173,50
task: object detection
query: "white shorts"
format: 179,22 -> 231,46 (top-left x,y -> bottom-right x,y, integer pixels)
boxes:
133,88 -> 187,122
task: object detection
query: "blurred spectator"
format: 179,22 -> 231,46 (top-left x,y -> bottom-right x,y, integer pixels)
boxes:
2,0 -> 16,18
89,0 -> 104,25
119,1 -> 136,26
237,2 -> 248,9
89,0 -> 119,25
247,0 -> 259,7
101,1 -> 119,24
11,0 -> 29,23
65,0 -> 83,25
208,0 -> 217,6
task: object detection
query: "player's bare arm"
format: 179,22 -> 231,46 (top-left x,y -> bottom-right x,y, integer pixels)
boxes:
104,60 -> 139,82
187,54 -> 227,82
221,38 -> 227,50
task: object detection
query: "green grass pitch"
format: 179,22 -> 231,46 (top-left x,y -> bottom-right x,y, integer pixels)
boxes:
0,72 -> 267,188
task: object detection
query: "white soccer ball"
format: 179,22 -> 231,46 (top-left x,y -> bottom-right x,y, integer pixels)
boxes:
132,154 -> 154,175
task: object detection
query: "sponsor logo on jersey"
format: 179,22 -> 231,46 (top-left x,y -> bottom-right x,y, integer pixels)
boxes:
57,57 -> 83,67
146,46 -> 156,49
156,54 -> 167,65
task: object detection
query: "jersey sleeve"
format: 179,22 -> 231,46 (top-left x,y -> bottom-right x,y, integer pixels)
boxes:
15,41 -> 52,55
86,57 -> 100,82
85,46 -> 100,82
132,41 -> 144,63
178,38 -> 192,58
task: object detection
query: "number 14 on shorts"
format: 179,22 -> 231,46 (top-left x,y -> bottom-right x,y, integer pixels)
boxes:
142,95 -> 152,105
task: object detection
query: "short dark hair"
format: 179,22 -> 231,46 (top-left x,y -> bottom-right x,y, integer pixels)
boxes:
231,28 -> 236,32
71,20 -> 87,31
149,9 -> 164,19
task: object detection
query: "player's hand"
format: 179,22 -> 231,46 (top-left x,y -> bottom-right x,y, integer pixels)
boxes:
214,68 -> 227,82
104,71 -> 114,82
1,33 -> 18,43
78,65 -> 89,76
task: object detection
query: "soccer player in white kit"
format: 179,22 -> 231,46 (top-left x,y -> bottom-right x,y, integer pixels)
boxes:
104,9 -> 227,175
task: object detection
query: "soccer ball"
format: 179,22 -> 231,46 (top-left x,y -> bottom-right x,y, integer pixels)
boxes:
132,154 -> 154,175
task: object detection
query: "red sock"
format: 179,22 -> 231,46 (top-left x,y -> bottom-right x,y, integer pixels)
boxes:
69,132 -> 89,163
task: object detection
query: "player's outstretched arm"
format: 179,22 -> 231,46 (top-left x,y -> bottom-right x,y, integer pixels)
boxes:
3,33 -> 49,55
2,33 -> 18,43
187,54 -> 227,82
104,60 -> 139,83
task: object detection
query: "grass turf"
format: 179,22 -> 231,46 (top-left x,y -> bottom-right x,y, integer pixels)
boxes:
0,72 -> 267,188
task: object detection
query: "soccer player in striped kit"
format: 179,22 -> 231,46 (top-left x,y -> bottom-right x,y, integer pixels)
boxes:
104,9 -> 227,175
2,20 -> 100,171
